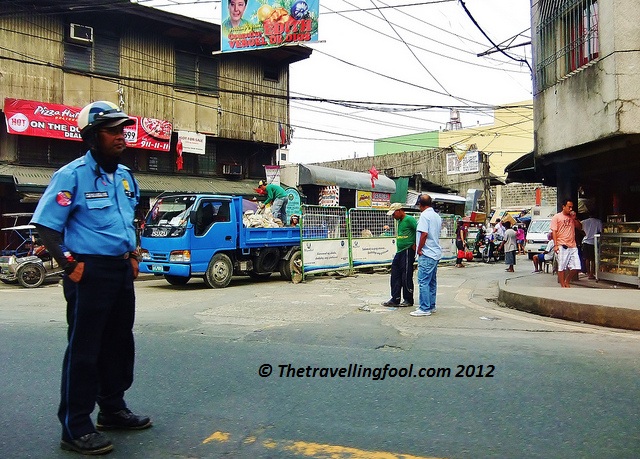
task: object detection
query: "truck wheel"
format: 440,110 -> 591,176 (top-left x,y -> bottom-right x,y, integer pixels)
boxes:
280,250 -> 302,281
16,263 -> 45,288
204,253 -> 233,288
164,275 -> 190,285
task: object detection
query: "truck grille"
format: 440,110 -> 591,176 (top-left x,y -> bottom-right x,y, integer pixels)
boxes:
149,252 -> 169,262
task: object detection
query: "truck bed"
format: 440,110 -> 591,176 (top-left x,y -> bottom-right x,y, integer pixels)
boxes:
240,226 -> 301,248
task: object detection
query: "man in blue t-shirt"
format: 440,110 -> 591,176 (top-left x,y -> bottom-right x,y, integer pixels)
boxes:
411,194 -> 442,317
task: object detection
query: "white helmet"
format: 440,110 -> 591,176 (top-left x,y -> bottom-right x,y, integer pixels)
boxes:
77,101 -> 134,139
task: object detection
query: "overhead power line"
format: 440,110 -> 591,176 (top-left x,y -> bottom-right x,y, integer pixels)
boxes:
458,0 -> 533,74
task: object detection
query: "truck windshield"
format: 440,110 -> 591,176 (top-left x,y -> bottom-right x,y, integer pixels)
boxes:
143,196 -> 196,237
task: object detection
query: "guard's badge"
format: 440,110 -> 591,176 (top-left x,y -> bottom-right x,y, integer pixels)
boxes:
123,179 -> 135,198
56,191 -> 72,207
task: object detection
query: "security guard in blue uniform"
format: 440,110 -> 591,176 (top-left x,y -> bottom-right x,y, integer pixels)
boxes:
31,101 -> 151,455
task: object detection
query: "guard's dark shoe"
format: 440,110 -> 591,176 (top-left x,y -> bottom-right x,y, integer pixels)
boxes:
381,300 -> 400,307
60,432 -> 113,455
96,409 -> 152,431
398,301 -> 414,307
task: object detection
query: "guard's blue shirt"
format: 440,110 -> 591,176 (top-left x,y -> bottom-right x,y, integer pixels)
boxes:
31,151 -> 139,256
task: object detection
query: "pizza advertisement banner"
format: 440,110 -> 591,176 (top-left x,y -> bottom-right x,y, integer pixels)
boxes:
221,0 -> 319,53
3,98 -> 172,152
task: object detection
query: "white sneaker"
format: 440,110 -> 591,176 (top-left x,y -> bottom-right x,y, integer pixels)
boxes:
410,309 -> 432,317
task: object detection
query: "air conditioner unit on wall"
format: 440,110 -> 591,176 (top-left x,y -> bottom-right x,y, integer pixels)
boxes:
222,164 -> 243,176
69,24 -> 94,45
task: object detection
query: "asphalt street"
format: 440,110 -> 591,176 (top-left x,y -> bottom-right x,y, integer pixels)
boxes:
1,259 -> 639,458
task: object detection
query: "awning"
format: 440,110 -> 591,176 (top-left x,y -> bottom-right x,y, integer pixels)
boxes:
299,164 -> 396,193
404,190 -> 466,207
0,165 -> 261,197
505,151 -> 541,183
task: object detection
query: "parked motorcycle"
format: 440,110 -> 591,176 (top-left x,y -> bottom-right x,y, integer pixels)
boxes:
481,235 -> 504,263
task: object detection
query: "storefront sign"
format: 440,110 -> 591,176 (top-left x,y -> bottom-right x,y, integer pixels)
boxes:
319,186 -> 339,207
356,190 -> 391,208
221,0 -> 319,53
3,98 -> 172,152
265,165 -> 281,186
177,131 -> 206,155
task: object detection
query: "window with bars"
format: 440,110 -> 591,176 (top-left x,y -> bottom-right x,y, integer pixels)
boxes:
535,0 -> 599,93
175,50 -> 219,95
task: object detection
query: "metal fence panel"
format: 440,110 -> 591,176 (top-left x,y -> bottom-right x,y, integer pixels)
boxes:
300,207 -> 460,279
300,205 -> 350,276
349,208 -> 396,269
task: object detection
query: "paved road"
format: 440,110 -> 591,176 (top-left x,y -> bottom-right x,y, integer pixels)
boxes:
1,260 -> 639,458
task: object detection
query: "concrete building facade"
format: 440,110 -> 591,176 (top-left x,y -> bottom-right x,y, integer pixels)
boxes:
531,0 -> 640,220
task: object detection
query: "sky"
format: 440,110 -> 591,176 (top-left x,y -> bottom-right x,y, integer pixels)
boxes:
134,0 -> 533,164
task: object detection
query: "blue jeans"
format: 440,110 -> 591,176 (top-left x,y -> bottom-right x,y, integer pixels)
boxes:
271,197 -> 287,223
417,255 -> 438,312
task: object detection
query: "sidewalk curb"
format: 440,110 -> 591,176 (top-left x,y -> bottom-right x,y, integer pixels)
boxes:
497,279 -> 640,331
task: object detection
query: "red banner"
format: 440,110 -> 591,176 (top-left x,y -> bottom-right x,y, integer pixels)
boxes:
3,98 -> 172,152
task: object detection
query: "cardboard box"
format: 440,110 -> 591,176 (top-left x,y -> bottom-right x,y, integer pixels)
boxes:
470,211 -> 487,223
501,213 -> 517,226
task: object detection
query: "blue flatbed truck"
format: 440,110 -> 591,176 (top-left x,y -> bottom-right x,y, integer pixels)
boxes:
139,194 -> 301,288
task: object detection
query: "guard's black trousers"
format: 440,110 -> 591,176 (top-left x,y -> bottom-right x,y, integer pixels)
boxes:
58,256 -> 136,441
390,248 -> 415,305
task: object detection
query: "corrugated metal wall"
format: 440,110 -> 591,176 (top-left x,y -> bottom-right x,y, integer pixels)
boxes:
218,56 -> 288,144
121,31 -> 174,120
0,14 -> 62,102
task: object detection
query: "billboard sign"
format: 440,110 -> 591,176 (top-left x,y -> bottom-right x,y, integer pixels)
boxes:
4,98 -> 172,152
221,0 -> 319,53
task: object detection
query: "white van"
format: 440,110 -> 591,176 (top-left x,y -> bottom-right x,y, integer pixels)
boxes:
524,218 -> 552,259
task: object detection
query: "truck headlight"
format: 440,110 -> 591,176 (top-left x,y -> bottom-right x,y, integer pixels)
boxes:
140,249 -> 151,261
169,250 -> 191,262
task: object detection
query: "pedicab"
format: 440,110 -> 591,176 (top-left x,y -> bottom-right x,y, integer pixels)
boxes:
0,223 -> 63,288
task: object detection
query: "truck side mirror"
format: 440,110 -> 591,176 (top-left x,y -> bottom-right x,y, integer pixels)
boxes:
189,210 -> 197,224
